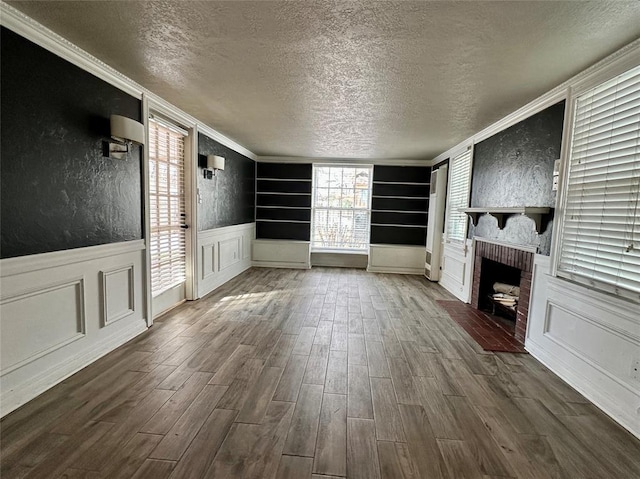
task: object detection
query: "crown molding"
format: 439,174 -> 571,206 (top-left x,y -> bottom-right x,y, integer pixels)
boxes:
257,156 -> 433,167
431,37 -> 640,164
0,1 -> 258,161
198,124 -> 257,161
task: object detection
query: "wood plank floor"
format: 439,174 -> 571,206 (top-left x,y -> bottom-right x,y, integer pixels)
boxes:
2,267 -> 640,478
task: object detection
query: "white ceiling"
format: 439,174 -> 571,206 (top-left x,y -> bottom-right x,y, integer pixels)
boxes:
7,1 -> 640,160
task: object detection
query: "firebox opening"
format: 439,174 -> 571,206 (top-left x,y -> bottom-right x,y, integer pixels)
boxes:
479,258 -> 522,325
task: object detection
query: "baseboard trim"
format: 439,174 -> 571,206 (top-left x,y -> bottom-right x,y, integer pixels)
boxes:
252,261 -> 311,270
367,266 -> 423,275
0,319 -> 147,417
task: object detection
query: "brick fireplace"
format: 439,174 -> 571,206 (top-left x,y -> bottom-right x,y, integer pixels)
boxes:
471,239 -> 535,343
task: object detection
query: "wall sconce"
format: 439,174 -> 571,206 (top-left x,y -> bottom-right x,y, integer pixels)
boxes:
205,155 -> 225,179
103,114 -> 146,160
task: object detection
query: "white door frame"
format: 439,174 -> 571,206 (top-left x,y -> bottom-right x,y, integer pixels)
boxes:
142,94 -> 199,325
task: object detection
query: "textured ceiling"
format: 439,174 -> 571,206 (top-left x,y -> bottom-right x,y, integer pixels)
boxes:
7,1 -> 640,160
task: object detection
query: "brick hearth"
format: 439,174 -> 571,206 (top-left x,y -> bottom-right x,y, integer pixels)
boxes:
471,239 -> 534,343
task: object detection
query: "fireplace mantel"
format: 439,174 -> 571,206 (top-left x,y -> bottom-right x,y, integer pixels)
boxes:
460,207 -> 551,233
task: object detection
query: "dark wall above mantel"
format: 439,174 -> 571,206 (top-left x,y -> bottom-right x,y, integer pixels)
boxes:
468,101 -> 565,255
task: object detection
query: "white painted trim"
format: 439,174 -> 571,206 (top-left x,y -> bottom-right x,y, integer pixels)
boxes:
367,266 -> 424,275
439,239 -> 474,303
188,125 -> 201,299
526,254 -> 640,439
141,95 -> 154,327
0,277 -> 86,375
252,261 -> 311,270
198,123 -> 257,161
430,39 -> 640,164
258,156 -> 432,166
252,239 -> 311,269
0,240 -> 144,277
100,264 -> 135,326
0,319 -> 147,417
199,222 -> 259,240
0,2 -> 141,98
197,223 -> 255,298
547,277 -> 640,339
0,2 -> 257,161
368,244 -> 425,275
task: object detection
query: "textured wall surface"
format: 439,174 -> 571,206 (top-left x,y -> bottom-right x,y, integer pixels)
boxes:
197,133 -> 255,231
1,27 -> 142,259
469,101 -> 565,255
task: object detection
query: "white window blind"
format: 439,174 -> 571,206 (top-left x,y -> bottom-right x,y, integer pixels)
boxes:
148,118 -> 187,297
558,64 -> 640,300
446,148 -> 472,242
312,165 -> 372,251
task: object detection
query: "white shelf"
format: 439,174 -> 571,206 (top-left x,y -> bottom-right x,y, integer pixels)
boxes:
459,207 -> 551,233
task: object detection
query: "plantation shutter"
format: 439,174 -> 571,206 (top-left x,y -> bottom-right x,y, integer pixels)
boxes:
148,118 -> 187,297
558,64 -> 640,299
446,148 -> 472,242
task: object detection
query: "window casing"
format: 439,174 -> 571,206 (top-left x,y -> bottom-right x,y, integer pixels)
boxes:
445,148 -> 473,243
557,64 -> 640,301
312,165 -> 373,251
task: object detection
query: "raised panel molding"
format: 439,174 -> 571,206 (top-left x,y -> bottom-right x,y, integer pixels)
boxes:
219,237 -> 241,271
1,278 -> 86,375
100,264 -> 135,326
439,240 -> 473,302
197,223 -> 255,299
367,245 -> 424,274
0,240 -> 147,417
201,242 -> 216,280
252,239 -> 311,269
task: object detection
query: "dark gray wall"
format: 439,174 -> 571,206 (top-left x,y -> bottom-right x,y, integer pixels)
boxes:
1,27 -> 143,259
469,101 -> 565,255
197,133 -> 256,231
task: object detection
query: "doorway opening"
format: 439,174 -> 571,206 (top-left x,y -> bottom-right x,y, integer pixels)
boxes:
148,115 -> 191,317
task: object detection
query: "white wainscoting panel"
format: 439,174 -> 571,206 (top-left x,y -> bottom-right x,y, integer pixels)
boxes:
252,239 -> 311,269
197,223 -> 255,299
0,240 -> 148,417
1,278 -> 86,375
101,264 -> 134,326
439,239 -> 474,302
219,237 -> 241,271
526,254 -> 640,439
201,240 -> 216,280
367,245 -> 424,274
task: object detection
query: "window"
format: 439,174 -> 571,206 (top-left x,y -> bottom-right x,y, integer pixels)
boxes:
557,64 -> 640,300
445,147 -> 473,242
148,118 -> 187,297
312,165 -> 372,251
